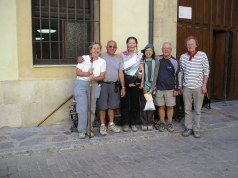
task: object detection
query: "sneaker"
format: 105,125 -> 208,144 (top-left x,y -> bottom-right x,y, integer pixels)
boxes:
131,125 -> 138,132
182,129 -> 193,137
167,123 -> 174,132
158,122 -> 165,132
108,124 -> 121,133
123,125 -> 129,132
86,130 -> 94,137
78,132 -> 86,139
141,125 -> 147,131
193,131 -> 201,138
100,125 -> 107,136
147,125 -> 153,131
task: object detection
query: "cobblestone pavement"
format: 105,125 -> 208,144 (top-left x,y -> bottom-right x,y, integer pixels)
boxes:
0,100 -> 238,177
0,125 -> 238,178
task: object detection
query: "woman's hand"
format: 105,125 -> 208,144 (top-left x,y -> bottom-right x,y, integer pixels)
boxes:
88,68 -> 94,75
139,82 -> 144,89
89,75 -> 94,81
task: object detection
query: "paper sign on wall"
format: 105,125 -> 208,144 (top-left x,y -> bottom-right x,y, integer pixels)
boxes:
179,6 -> 192,19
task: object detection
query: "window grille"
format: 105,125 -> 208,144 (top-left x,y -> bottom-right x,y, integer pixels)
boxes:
31,0 -> 100,65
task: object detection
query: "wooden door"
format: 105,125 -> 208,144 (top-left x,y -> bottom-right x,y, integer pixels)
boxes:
212,31 -> 231,99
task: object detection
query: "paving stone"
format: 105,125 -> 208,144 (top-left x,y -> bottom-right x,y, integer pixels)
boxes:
11,132 -> 37,141
39,168 -> 53,178
0,135 -> 7,142
18,169 -> 31,178
52,135 -> 69,142
19,137 -> 46,147
0,142 -> 14,149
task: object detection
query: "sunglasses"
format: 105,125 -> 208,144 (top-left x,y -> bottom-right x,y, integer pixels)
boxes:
108,45 -> 117,49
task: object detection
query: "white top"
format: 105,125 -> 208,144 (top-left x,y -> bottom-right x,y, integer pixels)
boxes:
76,55 -> 106,81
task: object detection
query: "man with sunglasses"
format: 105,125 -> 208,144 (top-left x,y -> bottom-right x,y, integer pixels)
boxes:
78,40 -> 126,136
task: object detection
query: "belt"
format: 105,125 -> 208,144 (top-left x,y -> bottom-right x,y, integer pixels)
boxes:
103,81 -> 116,84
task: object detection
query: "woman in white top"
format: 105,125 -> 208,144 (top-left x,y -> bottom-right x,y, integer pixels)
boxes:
74,42 -> 106,139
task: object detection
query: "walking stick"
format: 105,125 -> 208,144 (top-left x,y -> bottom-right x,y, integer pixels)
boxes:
89,56 -> 93,138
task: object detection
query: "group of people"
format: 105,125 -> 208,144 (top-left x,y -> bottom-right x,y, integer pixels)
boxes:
73,36 -> 210,139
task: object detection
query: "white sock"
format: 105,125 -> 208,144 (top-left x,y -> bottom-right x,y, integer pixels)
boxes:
101,124 -> 105,126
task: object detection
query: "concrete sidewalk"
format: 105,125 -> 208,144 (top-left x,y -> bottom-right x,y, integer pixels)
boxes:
0,100 -> 238,158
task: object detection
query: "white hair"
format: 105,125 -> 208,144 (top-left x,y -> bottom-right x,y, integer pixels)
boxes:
162,42 -> 172,49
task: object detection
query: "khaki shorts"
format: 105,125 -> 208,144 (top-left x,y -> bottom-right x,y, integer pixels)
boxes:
154,90 -> 175,106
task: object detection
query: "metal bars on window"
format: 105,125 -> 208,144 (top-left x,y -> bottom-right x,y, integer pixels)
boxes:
32,0 -> 100,65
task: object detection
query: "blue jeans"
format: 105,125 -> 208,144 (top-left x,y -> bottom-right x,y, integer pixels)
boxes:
74,80 -> 101,133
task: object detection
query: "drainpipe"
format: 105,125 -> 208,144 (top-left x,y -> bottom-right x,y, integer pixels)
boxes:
149,0 -> 154,44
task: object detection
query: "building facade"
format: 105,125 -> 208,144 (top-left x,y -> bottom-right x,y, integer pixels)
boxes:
0,0 -> 177,127
1,0 -> 237,128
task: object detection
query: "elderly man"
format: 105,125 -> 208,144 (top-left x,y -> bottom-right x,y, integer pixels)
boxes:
151,42 -> 181,132
78,40 -> 126,136
180,36 -> 210,138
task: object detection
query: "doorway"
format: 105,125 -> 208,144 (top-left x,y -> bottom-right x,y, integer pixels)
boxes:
212,31 -> 232,99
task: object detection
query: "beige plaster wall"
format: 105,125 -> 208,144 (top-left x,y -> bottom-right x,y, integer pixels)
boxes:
100,0 -> 112,51
0,0 -> 19,81
112,0 -> 149,53
154,0 -> 177,57
0,79 -> 74,127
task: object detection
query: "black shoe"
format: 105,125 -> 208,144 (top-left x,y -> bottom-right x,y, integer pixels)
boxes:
193,131 -> 201,138
158,122 -> 165,132
182,129 -> 193,137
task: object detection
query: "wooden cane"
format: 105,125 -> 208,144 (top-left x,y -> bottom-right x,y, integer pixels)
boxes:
89,56 -> 93,138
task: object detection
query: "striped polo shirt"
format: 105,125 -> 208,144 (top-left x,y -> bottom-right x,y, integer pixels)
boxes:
180,51 -> 210,89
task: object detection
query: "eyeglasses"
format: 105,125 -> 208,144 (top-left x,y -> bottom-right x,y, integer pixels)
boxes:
108,45 -> 117,49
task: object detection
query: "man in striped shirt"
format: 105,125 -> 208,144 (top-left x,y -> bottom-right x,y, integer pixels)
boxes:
180,36 -> 210,138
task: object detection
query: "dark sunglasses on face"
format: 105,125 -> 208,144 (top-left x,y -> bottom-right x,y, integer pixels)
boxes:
108,45 -> 117,49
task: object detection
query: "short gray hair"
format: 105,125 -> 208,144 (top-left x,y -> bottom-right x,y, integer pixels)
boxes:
162,42 -> 172,49
88,42 -> 102,52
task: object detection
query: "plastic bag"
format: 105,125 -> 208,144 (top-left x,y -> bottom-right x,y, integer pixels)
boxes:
144,93 -> 155,111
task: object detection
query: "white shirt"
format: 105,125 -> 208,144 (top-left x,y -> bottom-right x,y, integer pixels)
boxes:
76,55 -> 106,81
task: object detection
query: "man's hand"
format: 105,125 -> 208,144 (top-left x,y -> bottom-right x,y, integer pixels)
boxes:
121,88 -> 126,97
77,56 -> 84,63
173,90 -> 179,97
178,88 -> 183,95
115,54 -> 121,59
201,84 -> 207,94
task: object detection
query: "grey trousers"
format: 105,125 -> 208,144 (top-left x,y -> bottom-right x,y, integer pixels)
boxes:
183,86 -> 204,131
74,80 -> 101,133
